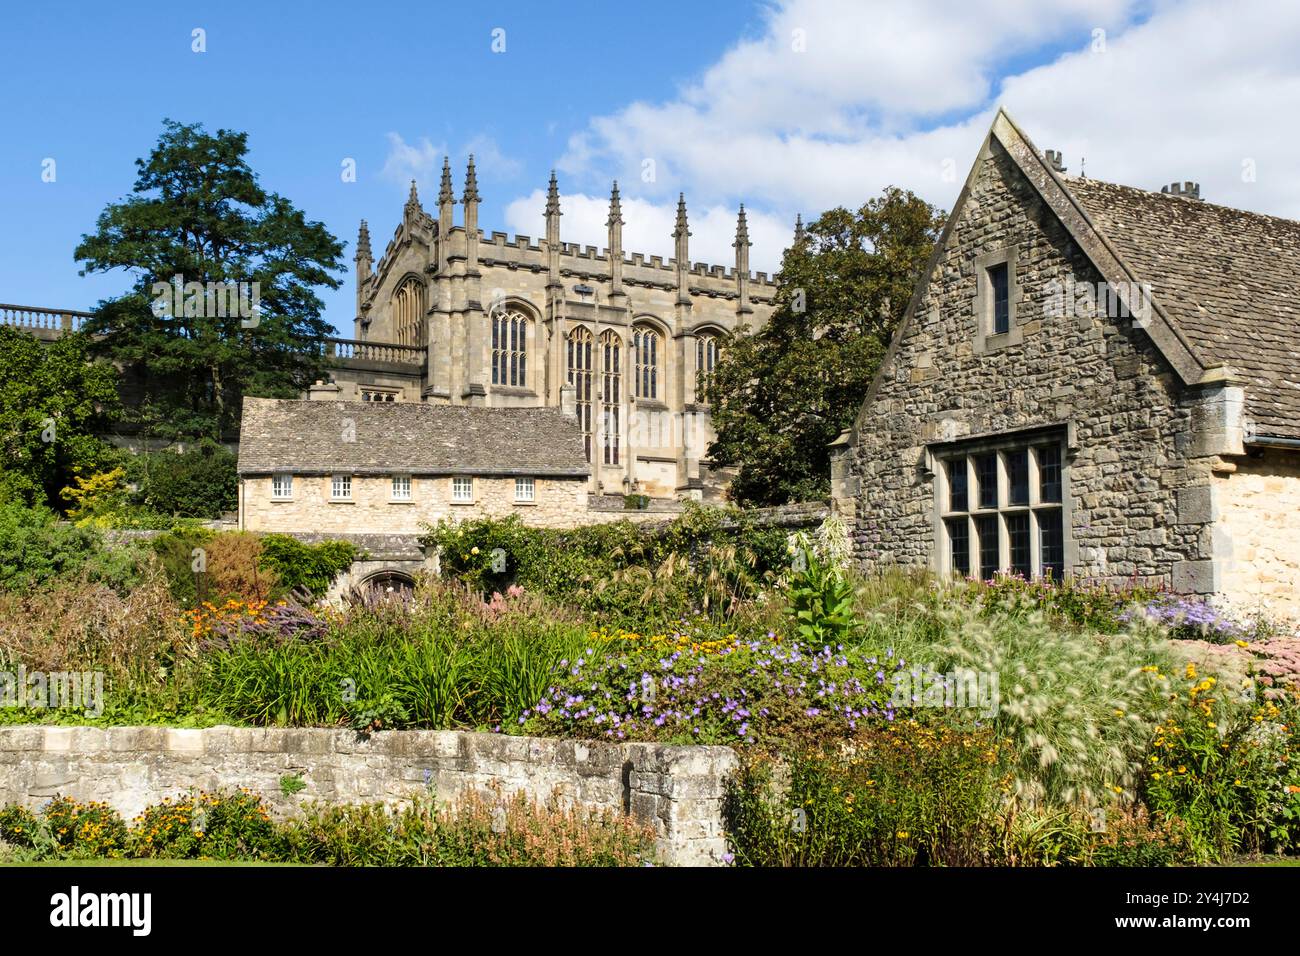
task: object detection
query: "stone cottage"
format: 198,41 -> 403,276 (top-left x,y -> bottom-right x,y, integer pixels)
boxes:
831,108 -> 1300,620
236,396 -> 590,534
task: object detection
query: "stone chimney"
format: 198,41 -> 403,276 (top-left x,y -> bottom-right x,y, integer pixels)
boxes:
559,382 -> 577,422
309,379 -> 341,401
1043,149 -> 1066,174
1161,181 -> 1201,200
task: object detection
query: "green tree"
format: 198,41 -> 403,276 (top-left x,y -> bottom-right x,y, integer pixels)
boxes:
705,188 -> 945,504
75,119 -> 345,440
0,327 -> 121,509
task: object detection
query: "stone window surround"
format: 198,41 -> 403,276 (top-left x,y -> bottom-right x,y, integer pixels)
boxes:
927,424 -> 1075,580
972,245 -> 1024,354
451,476 -> 475,504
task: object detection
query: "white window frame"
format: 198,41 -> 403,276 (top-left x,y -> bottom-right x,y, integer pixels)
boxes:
391,474 -> 412,501
451,476 -> 474,503
934,435 -> 1067,581
331,474 -> 353,501
271,474 -> 293,500
514,477 -> 535,503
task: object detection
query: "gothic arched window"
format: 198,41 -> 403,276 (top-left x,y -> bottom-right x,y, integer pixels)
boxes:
566,326 -> 594,461
599,330 -> 622,466
696,332 -> 720,400
492,309 -> 529,387
632,324 -> 661,400
392,278 -> 426,347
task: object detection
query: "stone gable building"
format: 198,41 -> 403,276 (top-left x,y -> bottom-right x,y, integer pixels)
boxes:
832,109 -> 1300,620
325,158 -> 779,501
237,396 -> 591,533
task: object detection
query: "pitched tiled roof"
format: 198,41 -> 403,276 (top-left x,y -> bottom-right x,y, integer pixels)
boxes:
237,398 -> 590,477
1066,177 -> 1300,440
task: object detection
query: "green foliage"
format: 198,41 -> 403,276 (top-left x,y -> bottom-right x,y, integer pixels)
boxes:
976,574 -> 1164,632
258,534 -> 357,597
998,805 -> 1192,867
908,590 -> 1181,806
75,118 -> 344,440
705,188 -> 946,504
1141,670 -> 1300,861
0,805 -> 40,848
787,546 -> 860,644
199,584 -> 591,731
150,525 -> 217,604
126,440 -> 238,518
726,722 -> 1007,866
424,506 -> 789,626
279,775 -> 307,797
0,500 -> 145,594
0,327 -> 121,510
129,790 -> 279,860
41,796 -> 130,858
282,791 -> 655,867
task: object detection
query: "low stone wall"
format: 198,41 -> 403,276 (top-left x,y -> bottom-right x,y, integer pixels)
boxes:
0,726 -> 737,866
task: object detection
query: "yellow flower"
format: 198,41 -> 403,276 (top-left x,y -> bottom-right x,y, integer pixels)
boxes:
1234,640 -> 1249,648
896,831 -> 909,839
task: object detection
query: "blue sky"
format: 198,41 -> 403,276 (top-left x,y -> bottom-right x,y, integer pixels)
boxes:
0,0 -> 759,330
4,1 -> 1299,334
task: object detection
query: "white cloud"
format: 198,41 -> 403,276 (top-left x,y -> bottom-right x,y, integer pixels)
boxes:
382,133 -> 522,200
548,0 -> 1300,257
504,189 -> 793,276
464,134 -> 523,180
380,133 -> 446,197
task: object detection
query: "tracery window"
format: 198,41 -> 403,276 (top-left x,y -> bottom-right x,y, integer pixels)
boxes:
492,309 -> 529,387
633,325 -> 661,399
600,330 -> 622,466
696,332 -> 720,399
566,326 -> 594,461
392,278 -> 426,347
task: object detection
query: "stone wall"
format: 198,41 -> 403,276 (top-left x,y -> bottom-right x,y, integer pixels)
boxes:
838,136 -> 1216,590
0,726 -> 738,866
241,474 -> 590,533
1213,447 -> 1300,621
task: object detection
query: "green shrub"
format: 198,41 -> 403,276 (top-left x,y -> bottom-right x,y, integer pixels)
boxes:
150,525 -> 217,604
424,505 -> 789,626
259,534 -> 357,597
0,500 -> 143,593
282,790 -> 655,867
1140,665 -> 1300,861
126,440 -> 238,519
997,805 -> 1192,866
787,546 -> 860,644
41,796 -> 129,858
0,805 -> 40,848
725,720 -> 1007,866
129,789 -> 279,860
